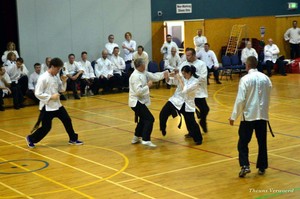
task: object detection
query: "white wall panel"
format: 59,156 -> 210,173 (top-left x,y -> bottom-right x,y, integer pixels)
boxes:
17,0 -> 151,72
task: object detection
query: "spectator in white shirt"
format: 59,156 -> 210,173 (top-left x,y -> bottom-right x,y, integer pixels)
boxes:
0,65 -> 12,111
193,29 -> 207,53
164,47 -> 182,72
264,38 -> 287,77
3,52 -> 17,69
229,56 -> 272,177
284,20 -> 300,59
41,57 -> 51,73
5,57 -> 28,109
79,51 -> 99,96
132,45 -> 149,70
105,34 -> 119,60
197,43 -> 221,84
122,32 -> 136,71
160,34 -> 179,59
241,41 -> 258,64
1,42 -> 19,63
27,63 -> 41,103
110,47 -> 126,91
25,58 -> 83,148
95,50 -> 113,94
64,54 -> 84,99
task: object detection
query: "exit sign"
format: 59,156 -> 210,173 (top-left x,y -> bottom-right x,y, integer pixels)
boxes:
288,2 -> 298,10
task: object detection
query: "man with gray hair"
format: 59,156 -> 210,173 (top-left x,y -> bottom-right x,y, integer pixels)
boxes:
241,41 -> 258,64
129,58 -> 168,147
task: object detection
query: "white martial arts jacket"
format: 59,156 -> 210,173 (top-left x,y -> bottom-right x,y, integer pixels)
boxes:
168,76 -> 199,112
230,69 -> 272,121
35,71 -> 66,111
128,69 -> 164,107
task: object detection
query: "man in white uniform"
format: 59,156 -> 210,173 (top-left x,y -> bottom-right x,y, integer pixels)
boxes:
197,43 -> 221,84
241,41 -> 258,64
160,34 -> 179,59
229,56 -> 272,177
25,58 -> 83,148
27,63 -> 41,103
105,34 -> 119,60
193,29 -> 207,53
284,20 -> 300,59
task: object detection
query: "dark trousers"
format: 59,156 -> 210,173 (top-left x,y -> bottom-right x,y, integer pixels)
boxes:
67,73 -> 82,96
159,101 -> 202,143
99,76 -> 113,92
26,90 -> 39,104
195,98 -> 210,126
265,60 -> 286,76
111,74 -> 124,90
80,78 -> 100,95
180,104 -> 203,143
131,101 -> 154,141
0,89 -> 3,107
238,120 -> 268,169
18,75 -> 28,96
290,43 -> 300,59
159,101 -> 179,133
11,82 -> 24,108
28,106 -> 78,143
207,66 -> 220,82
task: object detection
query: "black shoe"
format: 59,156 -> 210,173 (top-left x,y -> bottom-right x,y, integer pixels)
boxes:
166,84 -> 171,89
195,140 -> 202,145
0,106 -> 4,111
258,168 -> 265,175
74,94 -> 80,100
60,94 -> 67,100
19,104 -> 25,108
184,133 -> 192,138
162,130 -> 166,136
14,105 -> 20,110
281,74 -> 287,76
239,165 -> 251,178
216,80 -> 222,84
200,120 -> 208,133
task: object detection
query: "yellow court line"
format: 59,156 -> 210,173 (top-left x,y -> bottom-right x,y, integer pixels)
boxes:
0,157 -> 93,199
1,128 -> 202,199
35,145 -> 198,199
0,181 -> 33,199
0,129 -> 155,199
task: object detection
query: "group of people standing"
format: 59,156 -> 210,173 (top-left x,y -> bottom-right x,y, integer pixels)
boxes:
6,22 -> 298,177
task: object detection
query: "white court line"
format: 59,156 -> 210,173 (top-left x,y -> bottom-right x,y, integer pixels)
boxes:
118,143 -> 300,184
269,153 -> 300,163
0,129 -> 196,199
0,181 -> 33,199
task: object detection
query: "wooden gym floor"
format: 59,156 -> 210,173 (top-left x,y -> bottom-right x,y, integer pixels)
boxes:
0,74 -> 299,199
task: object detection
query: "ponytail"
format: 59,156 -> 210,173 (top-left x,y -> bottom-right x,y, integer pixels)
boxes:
190,65 -> 199,78
181,65 -> 199,78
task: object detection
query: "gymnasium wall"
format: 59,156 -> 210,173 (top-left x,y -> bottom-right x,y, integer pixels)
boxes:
151,0 -> 299,21
17,0 -> 152,72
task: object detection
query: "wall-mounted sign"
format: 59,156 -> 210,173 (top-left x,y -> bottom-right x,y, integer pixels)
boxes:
176,4 -> 192,14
